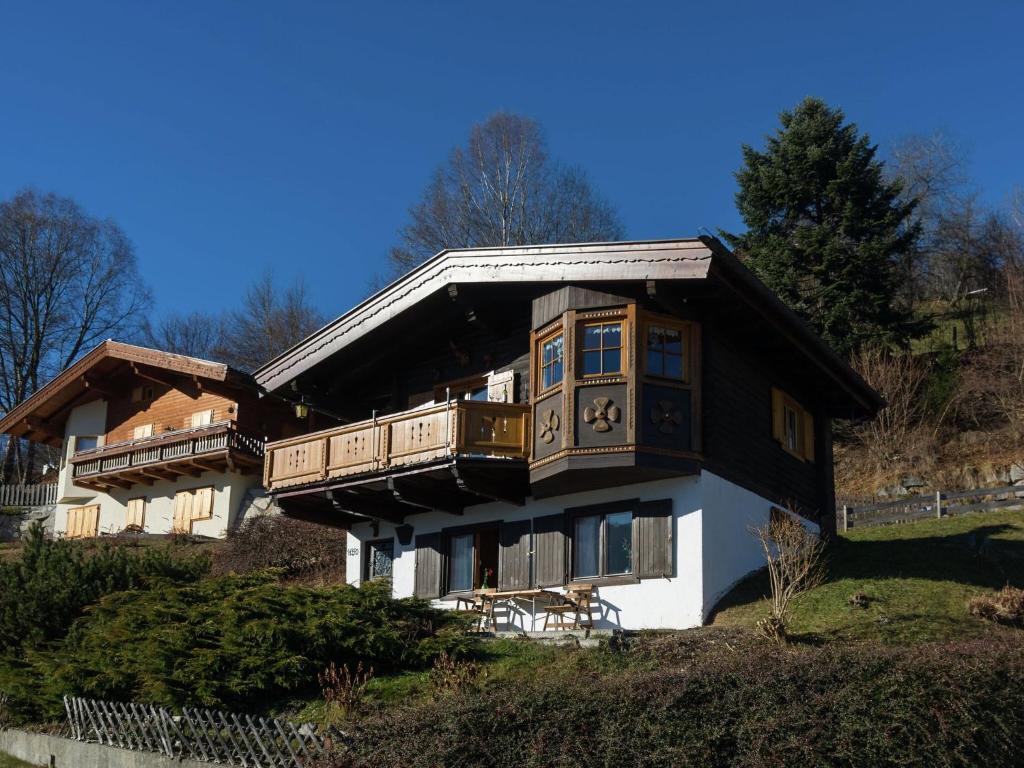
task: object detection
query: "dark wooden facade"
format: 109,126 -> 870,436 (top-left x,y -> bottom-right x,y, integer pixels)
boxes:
258,239 -> 881,537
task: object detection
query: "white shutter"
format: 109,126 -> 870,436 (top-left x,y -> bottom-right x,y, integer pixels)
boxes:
126,498 -> 146,529
172,491 -> 193,533
191,410 -> 214,428
191,487 -> 214,521
133,424 -> 154,439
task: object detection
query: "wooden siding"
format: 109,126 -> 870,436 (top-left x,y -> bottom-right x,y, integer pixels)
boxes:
701,319 -> 822,515
106,384 -> 237,444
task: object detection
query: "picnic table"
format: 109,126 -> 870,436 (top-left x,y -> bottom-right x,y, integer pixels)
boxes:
455,588 -> 563,631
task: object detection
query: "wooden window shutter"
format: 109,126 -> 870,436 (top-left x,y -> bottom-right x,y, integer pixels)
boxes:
802,410 -> 815,461
172,491 -> 193,534
191,487 -> 214,521
191,410 -> 214,428
533,513 -> 567,588
487,370 -> 515,403
497,519 -> 532,591
413,532 -> 444,599
771,388 -> 785,442
67,507 -> 82,538
133,424 -> 154,440
84,505 -> 99,537
635,499 -> 673,579
126,498 -> 146,528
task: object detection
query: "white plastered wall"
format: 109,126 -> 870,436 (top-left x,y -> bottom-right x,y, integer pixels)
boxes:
346,469 -> 795,630
53,401 -> 261,539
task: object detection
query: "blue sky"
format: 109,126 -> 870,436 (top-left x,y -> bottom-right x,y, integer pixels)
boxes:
2,1 -> 1021,321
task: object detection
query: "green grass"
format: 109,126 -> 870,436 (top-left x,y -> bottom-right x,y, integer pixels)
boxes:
0,753 -> 40,768
712,509 -> 1024,643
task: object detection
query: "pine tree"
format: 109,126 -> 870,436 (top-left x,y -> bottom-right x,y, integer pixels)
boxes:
723,98 -> 919,356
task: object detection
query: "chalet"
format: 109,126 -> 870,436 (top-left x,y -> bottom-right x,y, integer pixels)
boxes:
256,237 -> 882,630
0,341 -> 301,538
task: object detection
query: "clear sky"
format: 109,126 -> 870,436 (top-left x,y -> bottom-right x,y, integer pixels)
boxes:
2,1 -> 1021,322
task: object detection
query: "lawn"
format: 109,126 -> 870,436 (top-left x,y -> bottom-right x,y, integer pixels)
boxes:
0,753 -> 39,768
712,509 -> 1024,643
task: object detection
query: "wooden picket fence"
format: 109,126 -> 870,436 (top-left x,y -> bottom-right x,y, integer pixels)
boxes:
0,483 -> 56,508
63,695 -> 344,767
839,483 -> 1024,531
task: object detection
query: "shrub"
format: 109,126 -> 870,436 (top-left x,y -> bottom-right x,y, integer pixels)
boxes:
320,662 -> 374,717
321,635 -> 1024,768
968,585 -> 1024,627
213,515 -> 348,582
45,576 -> 474,716
0,524 -> 210,653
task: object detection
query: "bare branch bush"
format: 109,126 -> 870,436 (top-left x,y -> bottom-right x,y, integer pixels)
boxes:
751,508 -> 826,643
320,661 -> 374,717
213,515 -> 348,583
428,650 -> 485,698
851,347 -> 932,470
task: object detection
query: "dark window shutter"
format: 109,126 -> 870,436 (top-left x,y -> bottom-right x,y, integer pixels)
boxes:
498,519 -> 532,591
413,533 -> 444,599
534,513 -> 567,587
635,499 -> 673,579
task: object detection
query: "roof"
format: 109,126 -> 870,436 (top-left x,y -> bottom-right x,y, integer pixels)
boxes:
253,237 -> 883,414
0,340 -> 253,443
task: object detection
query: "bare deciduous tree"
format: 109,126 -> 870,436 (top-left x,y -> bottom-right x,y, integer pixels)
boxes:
141,311 -> 224,360
389,112 -> 623,273
0,190 -> 150,482
751,508 -> 826,643
213,271 -> 325,372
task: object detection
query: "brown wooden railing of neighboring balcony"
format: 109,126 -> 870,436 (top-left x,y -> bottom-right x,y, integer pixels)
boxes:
71,421 -> 265,483
264,400 -> 531,492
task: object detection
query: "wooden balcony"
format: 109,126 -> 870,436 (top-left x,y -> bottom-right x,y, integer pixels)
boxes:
264,401 -> 531,522
71,421 -> 265,491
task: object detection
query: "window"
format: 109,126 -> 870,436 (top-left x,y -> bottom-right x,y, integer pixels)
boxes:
446,526 -> 499,593
126,498 -> 146,529
66,505 -> 100,539
365,539 -> 395,581
573,508 -> 633,578
771,388 -> 814,461
74,435 -> 98,453
540,333 -> 564,390
435,375 -> 489,403
172,486 -> 214,534
131,385 -> 154,403
191,410 -> 214,428
581,321 -> 623,376
132,424 -> 154,440
646,325 -> 686,380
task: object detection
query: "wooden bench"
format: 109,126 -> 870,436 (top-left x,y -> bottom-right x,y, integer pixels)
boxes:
543,583 -> 595,630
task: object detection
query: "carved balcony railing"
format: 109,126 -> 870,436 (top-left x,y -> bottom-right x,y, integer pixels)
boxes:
70,421 -> 265,490
264,401 -> 531,492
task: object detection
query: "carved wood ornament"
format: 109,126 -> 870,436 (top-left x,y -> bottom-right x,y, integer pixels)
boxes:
651,399 -> 683,434
583,397 -> 620,433
538,409 -> 560,444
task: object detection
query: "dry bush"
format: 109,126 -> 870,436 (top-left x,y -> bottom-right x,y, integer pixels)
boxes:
751,508 -> 826,643
969,585 -> 1024,627
428,650 -> 485,698
213,515 -> 347,582
955,316 -> 1024,437
850,347 -> 931,470
320,661 -> 374,717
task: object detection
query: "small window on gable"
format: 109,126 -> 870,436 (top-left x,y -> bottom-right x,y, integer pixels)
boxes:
646,325 -> 686,380
191,410 -> 214,428
540,333 -> 564,390
132,385 -> 154,403
771,388 -> 814,462
133,424 -> 154,440
581,321 -> 623,377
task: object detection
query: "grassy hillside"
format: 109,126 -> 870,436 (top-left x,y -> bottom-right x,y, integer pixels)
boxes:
712,509 -> 1024,643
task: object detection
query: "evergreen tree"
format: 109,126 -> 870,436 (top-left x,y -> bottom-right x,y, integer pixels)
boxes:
723,98 -> 919,356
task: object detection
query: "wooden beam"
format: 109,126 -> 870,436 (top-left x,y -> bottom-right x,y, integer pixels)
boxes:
327,489 -> 409,524
22,416 -> 62,441
452,465 -> 526,506
387,477 -> 464,515
80,374 -> 116,399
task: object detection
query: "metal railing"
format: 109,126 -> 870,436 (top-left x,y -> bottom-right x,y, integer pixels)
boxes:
71,421 -> 265,479
64,695 -> 342,767
0,482 -> 57,507
264,400 -> 531,491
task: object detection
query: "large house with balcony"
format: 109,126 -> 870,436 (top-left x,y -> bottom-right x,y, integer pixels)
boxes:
256,237 -> 883,630
0,341 -> 300,538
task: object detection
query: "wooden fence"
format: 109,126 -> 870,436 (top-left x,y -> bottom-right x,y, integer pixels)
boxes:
0,483 -> 57,508
63,696 -> 344,767
839,483 -> 1024,531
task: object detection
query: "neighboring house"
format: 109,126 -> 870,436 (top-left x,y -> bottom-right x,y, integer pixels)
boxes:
255,237 -> 882,630
0,341 -> 303,539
